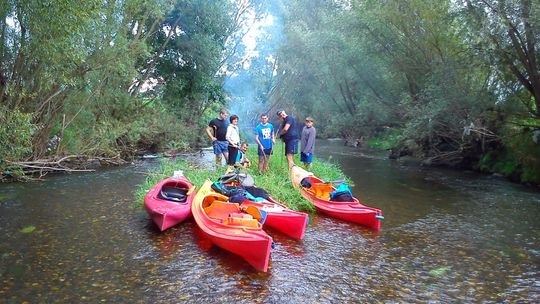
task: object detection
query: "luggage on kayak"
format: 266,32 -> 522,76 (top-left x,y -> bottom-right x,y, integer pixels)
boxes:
330,184 -> 353,202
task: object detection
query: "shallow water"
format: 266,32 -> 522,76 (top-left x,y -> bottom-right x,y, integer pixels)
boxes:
1,140 -> 539,303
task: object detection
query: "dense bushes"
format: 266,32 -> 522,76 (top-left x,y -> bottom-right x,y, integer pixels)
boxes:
0,107 -> 34,163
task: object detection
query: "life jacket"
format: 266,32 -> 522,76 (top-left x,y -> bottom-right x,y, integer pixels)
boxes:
330,184 -> 353,202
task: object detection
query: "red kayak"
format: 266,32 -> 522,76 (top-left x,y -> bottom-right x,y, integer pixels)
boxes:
144,176 -> 195,231
290,165 -> 383,231
214,181 -> 309,240
241,196 -> 308,240
192,180 -> 273,272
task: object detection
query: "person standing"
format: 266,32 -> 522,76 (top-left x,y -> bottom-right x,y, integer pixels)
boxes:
276,110 -> 299,169
206,109 -> 229,167
226,115 -> 241,170
300,117 -> 316,169
254,113 -> 275,173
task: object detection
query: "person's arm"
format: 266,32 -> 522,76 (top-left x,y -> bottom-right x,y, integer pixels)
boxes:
206,125 -> 216,141
271,125 -> 276,144
281,123 -> 290,135
255,128 -> 263,149
226,126 -> 233,146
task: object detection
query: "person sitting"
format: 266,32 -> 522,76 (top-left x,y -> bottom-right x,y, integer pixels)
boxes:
235,142 -> 251,168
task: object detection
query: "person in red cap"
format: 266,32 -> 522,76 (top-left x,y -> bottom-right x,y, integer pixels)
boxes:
276,110 -> 299,168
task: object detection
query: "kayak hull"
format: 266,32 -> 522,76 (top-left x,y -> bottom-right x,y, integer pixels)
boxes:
290,165 -> 383,231
192,180 -> 273,272
241,196 -> 309,240
144,177 -> 195,231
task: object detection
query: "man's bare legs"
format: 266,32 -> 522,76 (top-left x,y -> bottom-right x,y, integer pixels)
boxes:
258,154 -> 270,174
286,153 -> 295,169
215,152 -> 229,168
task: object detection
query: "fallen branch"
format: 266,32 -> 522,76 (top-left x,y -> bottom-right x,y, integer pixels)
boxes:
4,160 -> 95,172
1,154 -> 126,182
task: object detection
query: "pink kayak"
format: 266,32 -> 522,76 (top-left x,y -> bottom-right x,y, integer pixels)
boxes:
290,165 -> 383,231
192,180 -> 273,272
144,176 -> 195,231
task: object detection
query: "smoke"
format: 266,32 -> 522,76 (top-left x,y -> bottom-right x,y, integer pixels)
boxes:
224,2 -> 285,142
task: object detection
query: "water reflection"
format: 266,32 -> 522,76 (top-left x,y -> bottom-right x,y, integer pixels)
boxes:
0,141 -> 539,302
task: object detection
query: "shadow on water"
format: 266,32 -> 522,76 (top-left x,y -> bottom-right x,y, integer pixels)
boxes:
1,141 -> 539,302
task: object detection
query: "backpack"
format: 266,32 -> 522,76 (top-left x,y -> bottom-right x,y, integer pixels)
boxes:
330,184 -> 353,202
211,182 -> 244,197
300,177 -> 312,188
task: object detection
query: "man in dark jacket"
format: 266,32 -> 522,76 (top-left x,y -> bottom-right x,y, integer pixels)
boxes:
276,110 -> 299,168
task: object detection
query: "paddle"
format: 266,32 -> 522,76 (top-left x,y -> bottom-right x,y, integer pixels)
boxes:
323,177 -> 345,186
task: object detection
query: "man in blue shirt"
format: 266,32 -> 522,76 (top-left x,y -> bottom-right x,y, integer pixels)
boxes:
254,113 -> 275,173
276,110 -> 299,168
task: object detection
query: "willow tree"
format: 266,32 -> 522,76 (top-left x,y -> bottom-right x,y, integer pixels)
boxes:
459,0 -> 540,124
0,1 -> 102,159
0,0 -> 169,160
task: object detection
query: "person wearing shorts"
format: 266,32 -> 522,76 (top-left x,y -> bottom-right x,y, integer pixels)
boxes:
300,117 -> 316,169
276,110 -> 299,168
206,109 -> 229,167
255,113 -> 275,174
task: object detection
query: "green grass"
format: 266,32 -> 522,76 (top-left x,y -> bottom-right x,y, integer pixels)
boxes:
134,142 -> 350,212
367,128 -> 402,150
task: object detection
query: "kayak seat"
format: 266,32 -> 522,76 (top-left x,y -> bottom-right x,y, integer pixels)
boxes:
227,213 -> 259,228
201,194 -> 224,209
159,186 -> 189,202
203,200 -> 241,222
307,183 -> 333,200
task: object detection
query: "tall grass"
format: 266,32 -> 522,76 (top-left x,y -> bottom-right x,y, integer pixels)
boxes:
135,141 -> 350,212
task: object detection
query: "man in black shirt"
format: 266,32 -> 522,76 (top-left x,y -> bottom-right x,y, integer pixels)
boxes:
206,109 -> 229,167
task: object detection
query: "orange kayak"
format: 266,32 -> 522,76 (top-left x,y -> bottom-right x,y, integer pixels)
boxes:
192,180 -> 273,272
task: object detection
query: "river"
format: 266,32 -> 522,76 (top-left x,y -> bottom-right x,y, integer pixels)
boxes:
1,140 -> 538,303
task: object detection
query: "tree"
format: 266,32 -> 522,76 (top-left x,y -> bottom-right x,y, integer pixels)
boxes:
460,0 -> 540,122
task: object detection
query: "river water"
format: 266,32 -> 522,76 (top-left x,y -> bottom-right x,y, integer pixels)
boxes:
0,140 -> 538,303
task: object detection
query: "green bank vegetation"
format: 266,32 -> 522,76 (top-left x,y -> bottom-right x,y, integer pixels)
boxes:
1,0 -> 539,185
270,0 -> 540,185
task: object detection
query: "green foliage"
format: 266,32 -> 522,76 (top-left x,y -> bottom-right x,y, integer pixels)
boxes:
368,128 -> 403,150
478,152 -> 519,176
478,130 -> 540,185
1,0 -> 241,162
0,107 -> 34,165
20,226 -> 36,234
504,131 -> 540,185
